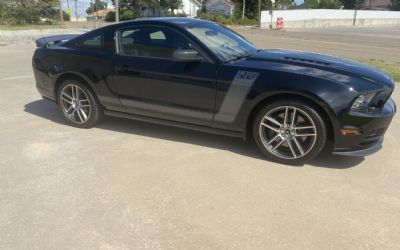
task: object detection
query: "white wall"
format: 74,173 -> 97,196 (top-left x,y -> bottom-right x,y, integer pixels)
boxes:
174,0 -> 200,17
261,9 -> 400,28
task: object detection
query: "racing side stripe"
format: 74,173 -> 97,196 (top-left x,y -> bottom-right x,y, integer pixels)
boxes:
214,70 -> 259,123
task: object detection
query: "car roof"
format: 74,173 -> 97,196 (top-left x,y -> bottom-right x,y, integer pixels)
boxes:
106,17 -> 213,29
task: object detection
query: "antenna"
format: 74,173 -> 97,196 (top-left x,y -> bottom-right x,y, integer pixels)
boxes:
39,28 -> 47,48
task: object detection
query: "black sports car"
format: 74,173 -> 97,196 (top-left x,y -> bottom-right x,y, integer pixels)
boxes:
32,18 -> 396,165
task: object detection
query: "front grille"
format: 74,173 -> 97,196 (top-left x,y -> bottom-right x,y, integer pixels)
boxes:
359,128 -> 386,146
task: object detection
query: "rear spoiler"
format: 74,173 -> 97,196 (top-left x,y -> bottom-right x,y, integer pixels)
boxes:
35,34 -> 80,48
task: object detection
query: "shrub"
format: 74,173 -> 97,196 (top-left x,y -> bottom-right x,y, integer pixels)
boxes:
235,17 -> 257,26
120,9 -> 137,20
105,11 -> 115,22
165,11 -> 187,17
197,12 -> 257,26
197,12 -> 234,25
105,10 -> 137,22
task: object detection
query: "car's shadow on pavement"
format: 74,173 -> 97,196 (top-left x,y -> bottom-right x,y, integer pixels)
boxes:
24,99 -> 365,169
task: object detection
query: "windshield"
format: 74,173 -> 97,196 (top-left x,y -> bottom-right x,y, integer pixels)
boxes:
177,21 -> 258,62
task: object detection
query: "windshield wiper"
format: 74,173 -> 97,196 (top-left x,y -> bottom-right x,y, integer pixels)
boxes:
225,53 -> 252,63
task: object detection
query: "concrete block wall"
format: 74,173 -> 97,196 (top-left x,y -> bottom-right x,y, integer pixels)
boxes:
261,9 -> 400,28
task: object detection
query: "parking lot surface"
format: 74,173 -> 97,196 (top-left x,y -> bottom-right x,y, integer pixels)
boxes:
233,26 -> 400,63
1,27 -> 400,249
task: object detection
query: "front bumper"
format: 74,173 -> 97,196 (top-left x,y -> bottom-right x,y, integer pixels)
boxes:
332,98 -> 396,157
333,139 -> 383,157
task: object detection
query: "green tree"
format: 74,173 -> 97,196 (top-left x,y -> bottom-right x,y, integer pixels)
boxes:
160,0 -> 183,13
231,0 -> 272,20
341,0 -> 365,9
0,0 -> 64,25
305,0 -> 342,8
274,0 -> 296,9
392,0 -> 400,10
86,0 -> 108,14
111,0 -> 141,11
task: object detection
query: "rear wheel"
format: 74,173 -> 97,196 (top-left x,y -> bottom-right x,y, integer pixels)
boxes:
253,100 -> 326,165
57,79 -> 103,128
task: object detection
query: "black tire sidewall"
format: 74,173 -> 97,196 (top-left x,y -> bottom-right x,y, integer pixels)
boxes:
57,79 -> 102,128
253,100 -> 327,165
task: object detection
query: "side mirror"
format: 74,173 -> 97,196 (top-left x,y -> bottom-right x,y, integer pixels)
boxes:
172,49 -> 203,62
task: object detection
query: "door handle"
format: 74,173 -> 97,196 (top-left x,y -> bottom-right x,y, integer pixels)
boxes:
115,65 -> 141,76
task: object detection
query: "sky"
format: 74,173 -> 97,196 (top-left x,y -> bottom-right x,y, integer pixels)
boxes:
62,0 -> 113,18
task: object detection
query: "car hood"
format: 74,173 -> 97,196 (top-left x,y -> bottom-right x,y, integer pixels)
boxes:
247,49 -> 393,88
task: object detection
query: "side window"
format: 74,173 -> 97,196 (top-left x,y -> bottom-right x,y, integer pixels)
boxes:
118,27 -> 193,59
76,33 -> 103,49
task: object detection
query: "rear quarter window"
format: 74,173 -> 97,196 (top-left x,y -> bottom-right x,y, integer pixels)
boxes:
75,33 -> 104,49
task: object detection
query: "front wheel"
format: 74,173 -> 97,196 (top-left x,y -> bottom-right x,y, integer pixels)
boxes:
253,100 -> 327,165
57,79 -> 103,128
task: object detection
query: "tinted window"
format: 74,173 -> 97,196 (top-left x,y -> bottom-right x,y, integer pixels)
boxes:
76,33 -> 103,49
118,27 -> 192,59
177,21 -> 257,62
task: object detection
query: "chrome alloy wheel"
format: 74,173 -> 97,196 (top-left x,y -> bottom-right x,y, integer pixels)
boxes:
259,106 -> 317,160
60,84 -> 91,124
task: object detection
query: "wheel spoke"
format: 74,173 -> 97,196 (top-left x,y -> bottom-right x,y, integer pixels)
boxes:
283,107 -> 289,125
78,108 -> 88,121
293,137 -> 305,156
265,116 -> 282,127
261,122 -> 280,133
271,137 -> 285,151
60,97 -> 72,104
266,134 -> 280,146
291,108 -> 296,127
62,92 -> 73,101
295,133 -> 316,137
71,86 -> 76,99
294,126 -> 315,130
75,86 -> 80,100
68,109 -> 76,118
287,139 -> 297,158
65,105 -> 74,114
76,109 -> 84,123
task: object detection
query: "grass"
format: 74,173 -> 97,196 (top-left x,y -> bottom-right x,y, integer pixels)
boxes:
358,59 -> 400,82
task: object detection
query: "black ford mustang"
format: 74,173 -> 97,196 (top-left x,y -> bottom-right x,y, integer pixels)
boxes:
32,17 -> 396,165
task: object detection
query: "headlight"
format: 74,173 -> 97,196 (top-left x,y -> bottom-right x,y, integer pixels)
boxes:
350,93 -> 376,112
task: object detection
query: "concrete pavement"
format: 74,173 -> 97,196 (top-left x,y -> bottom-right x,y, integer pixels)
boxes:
233,26 -> 400,63
1,27 -> 400,249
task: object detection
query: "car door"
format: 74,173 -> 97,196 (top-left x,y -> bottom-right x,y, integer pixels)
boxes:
112,25 -> 217,126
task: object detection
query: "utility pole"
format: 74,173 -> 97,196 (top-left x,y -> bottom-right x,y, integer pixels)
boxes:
353,9 -> 357,26
60,0 -> 64,23
258,0 -> 261,27
242,0 -> 246,20
115,0 -> 119,22
91,0 -> 95,28
353,0 -> 360,26
74,0 -> 78,22
270,0 -> 275,28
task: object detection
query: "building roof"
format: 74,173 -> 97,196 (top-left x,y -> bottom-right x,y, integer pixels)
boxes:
87,9 -> 112,17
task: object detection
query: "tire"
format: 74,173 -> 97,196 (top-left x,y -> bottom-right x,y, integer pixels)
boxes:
253,99 -> 327,165
57,78 -> 103,128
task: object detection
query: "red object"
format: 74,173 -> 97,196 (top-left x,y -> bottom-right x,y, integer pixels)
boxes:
276,17 -> 284,29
